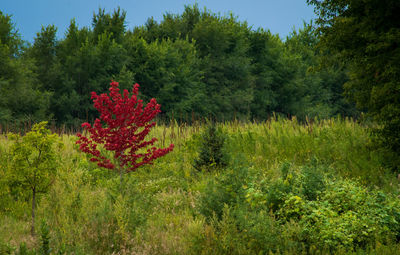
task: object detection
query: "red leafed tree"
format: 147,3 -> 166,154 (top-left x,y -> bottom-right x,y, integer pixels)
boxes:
76,81 -> 174,179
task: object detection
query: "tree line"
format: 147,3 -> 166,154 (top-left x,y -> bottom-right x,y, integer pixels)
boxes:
0,4 -> 355,127
306,0 -> 400,168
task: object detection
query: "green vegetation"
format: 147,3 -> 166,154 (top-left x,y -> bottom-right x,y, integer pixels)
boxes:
193,123 -> 228,171
1,119 -> 400,254
307,0 -> 400,168
1,1 -> 400,253
7,122 -> 60,236
0,5 -> 353,126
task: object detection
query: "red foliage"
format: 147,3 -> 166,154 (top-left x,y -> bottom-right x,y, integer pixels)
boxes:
76,81 -> 174,172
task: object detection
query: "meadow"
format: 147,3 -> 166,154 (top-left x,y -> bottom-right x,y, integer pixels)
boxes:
1,118 -> 400,254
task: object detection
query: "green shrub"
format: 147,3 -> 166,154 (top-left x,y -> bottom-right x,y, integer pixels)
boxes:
193,124 -> 229,171
233,208 -> 284,254
249,162 -> 295,212
198,167 -> 248,220
300,163 -> 326,201
243,162 -> 400,253
299,179 -> 400,251
40,220 -> 51,255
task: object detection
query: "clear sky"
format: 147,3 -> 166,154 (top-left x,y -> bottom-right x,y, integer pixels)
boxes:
1,0 -> 316,42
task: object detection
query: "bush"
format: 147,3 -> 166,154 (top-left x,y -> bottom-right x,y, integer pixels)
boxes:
243,162 -> 400,252
287,178 -> 400,251
233,208 -> 284,254
300,163 -> 326,201
198,166 -> 248,220
193,123 -> 229,172
245,162 -> 295,212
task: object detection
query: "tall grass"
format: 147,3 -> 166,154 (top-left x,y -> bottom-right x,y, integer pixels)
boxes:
0,117 -> 399,254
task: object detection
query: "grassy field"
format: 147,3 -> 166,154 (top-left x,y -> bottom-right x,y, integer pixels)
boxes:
1,118 -> 400,254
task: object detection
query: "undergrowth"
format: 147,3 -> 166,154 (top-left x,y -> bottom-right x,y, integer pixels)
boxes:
1,118 -> 399,254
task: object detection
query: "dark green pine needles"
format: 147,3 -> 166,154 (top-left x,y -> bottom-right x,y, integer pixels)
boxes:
193,123 -> 229,171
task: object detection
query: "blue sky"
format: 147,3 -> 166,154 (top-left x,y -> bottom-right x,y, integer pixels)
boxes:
1,0 -> 316,42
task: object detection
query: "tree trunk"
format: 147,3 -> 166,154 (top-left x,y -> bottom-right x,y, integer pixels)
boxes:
31,187 -> 36,236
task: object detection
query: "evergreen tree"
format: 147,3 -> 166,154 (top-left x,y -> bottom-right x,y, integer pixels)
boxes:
194,123 -> 228,171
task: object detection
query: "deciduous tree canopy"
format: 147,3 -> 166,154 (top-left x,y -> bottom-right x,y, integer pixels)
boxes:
0,5 -> 354,126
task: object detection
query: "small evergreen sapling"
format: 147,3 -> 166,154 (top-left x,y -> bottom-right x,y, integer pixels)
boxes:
193,123 -> 228,171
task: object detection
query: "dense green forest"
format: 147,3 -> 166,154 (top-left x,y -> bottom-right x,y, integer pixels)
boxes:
1,1 -> 400,254
0,5 -> 356,126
